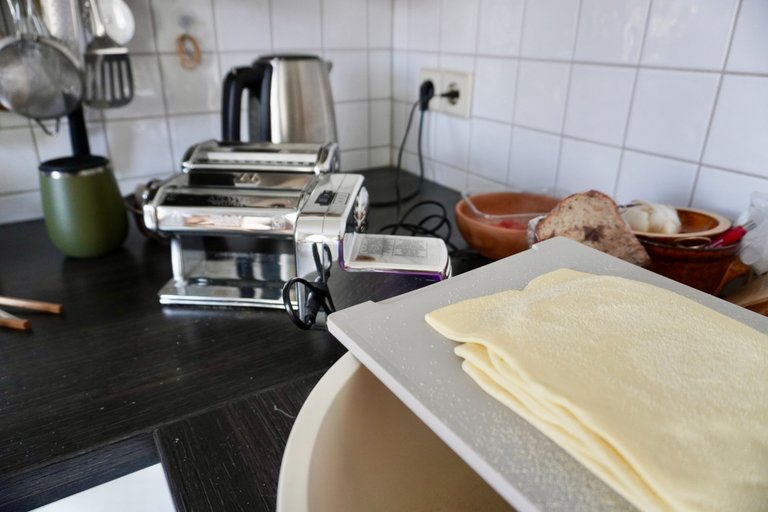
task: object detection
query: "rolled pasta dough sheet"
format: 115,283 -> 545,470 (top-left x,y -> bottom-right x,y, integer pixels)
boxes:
425,269 -> 768,512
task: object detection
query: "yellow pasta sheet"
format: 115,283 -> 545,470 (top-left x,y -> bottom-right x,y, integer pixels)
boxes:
425,269 -> 768,512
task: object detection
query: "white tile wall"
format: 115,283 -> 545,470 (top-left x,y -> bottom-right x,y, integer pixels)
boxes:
213,0 -> 271,51
693,166 -> 768,219
564,64 -> 635,146
703,75 -> 768,177
272,0 -> 322,50
726,0 -> 768,74
323,0 -> 367,49
557,139 -> 621,196
368,0 -> 392,49
0,128 -> 40,193
574,0 -> 649,64
473,58 -> 517,124
468,119 -> 512,184
434,114 -> 471,169
476,0 -> 524,57
641,0 -> 739,70
106,118 -> 174,179
439,0 -> 479,55
514,61 -> 570,133
369,51 -> 392,98
393,0 -> 768,223
508,127 -> 561,189
336,102 -> 369,152
615,150 -> 698,205
369,100 -> 391,147
625,69 -> 719,161
0,111 -> 30,129
3,0 -> 768,226
407,0 -> 440,52
158,54 -> 222,114
168,113 -> 219,163
325,51 -> 368,102
521,0 -> 580,60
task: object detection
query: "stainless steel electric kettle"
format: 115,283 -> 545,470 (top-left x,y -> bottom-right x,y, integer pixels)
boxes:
221,54 -> 337,144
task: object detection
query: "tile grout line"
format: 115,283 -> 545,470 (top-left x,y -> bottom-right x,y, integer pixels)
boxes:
207,0 -> 224,146
427,0 -> 443,183
387,0 -> 396,165
385,48 -> 768,78
27,119 -> 42,168
319,0 -> 325,52
365,0 -> 371,170
504,0 -> 529,189
611,0 -> 654,199
551,0 -> 585,193
462,0 -> 488,191
687,0 -> 744,208
267,0 -> 275,51
459,0 -> 483,189
147,0 -> 177,172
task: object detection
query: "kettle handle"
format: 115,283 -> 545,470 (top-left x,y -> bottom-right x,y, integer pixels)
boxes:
221,65 -> 266,142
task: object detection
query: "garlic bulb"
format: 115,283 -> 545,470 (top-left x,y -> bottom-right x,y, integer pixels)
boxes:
622,201 -> 681,234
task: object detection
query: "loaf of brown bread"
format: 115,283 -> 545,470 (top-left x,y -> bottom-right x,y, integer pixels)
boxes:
535,190 -> 651,267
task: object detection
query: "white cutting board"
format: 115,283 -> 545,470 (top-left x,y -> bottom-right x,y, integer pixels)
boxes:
328,237 -> 768,512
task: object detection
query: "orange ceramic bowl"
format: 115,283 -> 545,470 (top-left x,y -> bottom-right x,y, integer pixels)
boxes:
455,192 -> 560,260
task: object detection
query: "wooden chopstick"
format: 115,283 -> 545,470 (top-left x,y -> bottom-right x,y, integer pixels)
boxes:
0,316 -> 31,331
0,296 -> 63,314
0,309 -> 31,331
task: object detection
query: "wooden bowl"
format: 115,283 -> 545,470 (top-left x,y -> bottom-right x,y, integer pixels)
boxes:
455,192 -> 560,260
640,238 -> 742,295
631,207 -> 731,242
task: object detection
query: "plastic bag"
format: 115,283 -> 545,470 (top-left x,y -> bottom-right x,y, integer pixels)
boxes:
740,192 -> 768,274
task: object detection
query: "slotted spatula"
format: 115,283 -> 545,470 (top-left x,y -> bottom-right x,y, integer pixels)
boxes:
83,0 -> 133,108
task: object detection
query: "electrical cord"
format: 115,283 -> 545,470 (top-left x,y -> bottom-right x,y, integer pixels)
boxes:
369,98 -> 423,213
370,81 -> 459,217
281,243 -> 336,330
378,200 -> 461,253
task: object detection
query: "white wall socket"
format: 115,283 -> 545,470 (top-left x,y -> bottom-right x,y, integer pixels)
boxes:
419,67 -> 473,118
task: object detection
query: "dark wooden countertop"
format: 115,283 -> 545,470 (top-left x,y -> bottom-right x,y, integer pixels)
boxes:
0,169 -> 485,511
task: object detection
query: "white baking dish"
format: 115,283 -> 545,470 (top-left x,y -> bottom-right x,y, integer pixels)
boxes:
276,351 -> 512,512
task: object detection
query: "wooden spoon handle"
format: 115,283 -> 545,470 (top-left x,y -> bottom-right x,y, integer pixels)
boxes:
0,296 -> 63,314
0,317 -> 31,330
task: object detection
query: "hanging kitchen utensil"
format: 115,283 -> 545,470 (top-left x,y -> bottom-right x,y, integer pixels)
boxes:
98,0 -> 134,46
175,34 -> 201,70
175,14 -> 200,70
82,0 -> 133,108
40,0 -> 83,59
0,0 -> 83,121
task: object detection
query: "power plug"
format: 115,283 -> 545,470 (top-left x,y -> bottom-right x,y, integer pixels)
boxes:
419,80 -> 435,111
